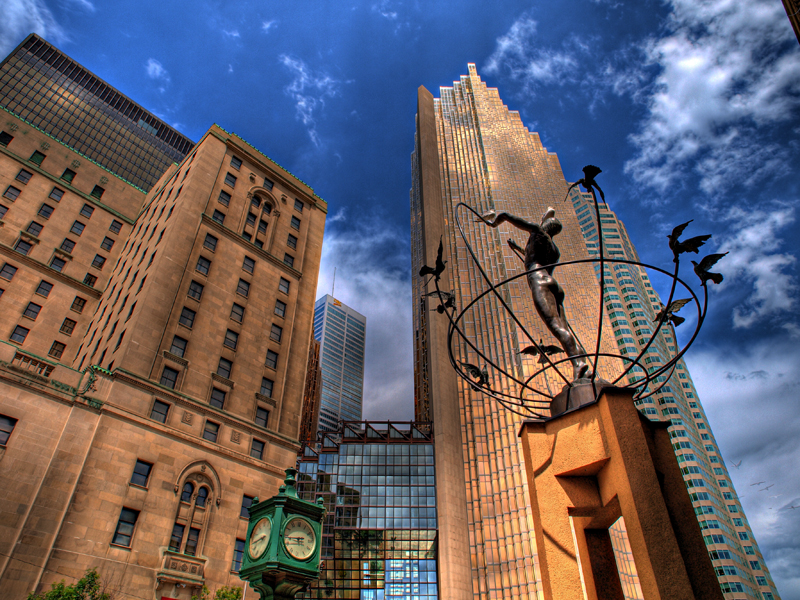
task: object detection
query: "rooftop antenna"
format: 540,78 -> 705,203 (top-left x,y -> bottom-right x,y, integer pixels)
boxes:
332,267 -> 336,299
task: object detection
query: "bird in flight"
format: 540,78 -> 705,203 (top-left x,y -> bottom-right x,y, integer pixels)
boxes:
419,237 -> 447,283
751,481 -> 766,486
564,165 -> 605,203
423,290 -> 456,313
667,220 -> 712,261
519,341 -> 565,364
731,460 -> 742,469
460,362 -> 490,389
692,253 -> 728,286
654,298 -> 691,327
759,484 -> 775,492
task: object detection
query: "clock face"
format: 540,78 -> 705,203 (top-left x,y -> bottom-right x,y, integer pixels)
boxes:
248,517 -> 272,560
283,517 -> 316,561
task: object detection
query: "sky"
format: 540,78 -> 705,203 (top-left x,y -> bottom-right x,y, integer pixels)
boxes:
3,0 -> 800,595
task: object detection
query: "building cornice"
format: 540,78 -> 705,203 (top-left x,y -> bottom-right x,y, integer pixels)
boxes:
0,244 -> 102,297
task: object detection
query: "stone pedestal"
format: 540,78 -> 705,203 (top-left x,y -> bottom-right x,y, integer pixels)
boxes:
519,387 -> 723,600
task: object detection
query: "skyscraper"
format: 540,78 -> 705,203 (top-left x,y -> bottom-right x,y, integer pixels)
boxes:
313,295 -> 367,432
0,37 -> 326,600
411,64 -> 777,600
570,188 -> 780,599
0,34 -> 193,191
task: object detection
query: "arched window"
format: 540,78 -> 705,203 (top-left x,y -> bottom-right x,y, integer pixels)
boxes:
263,202 -> 272,215
181,482 -> 194,503
196,487 -> 208,508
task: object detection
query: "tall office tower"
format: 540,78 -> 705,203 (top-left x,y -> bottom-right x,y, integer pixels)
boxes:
300,337 -> 323,443
312,295 -> 367,432
296,421 -> 438,600
410,64 -> 623,600
0,38 -> 327,600
570,188 -> 780,600
0,34 -> 193,191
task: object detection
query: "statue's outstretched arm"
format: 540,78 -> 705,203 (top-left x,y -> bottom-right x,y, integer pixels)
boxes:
481,211 -> 540,234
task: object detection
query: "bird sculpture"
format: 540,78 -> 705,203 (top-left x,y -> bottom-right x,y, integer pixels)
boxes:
667,220 -> 712,261
692,252 -> 728,285
423,290 -> 456,313
460,362 -> 489,389
519,341 -> 565,364
419,237 -> 447,283
564,165 -> 605,203
653,298 -> 691,327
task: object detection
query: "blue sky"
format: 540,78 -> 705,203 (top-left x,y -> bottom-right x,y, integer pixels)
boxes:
4,0 -> 800,595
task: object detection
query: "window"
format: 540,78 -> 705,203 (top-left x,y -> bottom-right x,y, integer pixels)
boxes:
290,216 -> 301,230
258,219 -> 268,235
109,219 -> 122,234
250,439 -> 265,459
151,400 -> 170,423
274,300 -> 286,318
236,279 -> 250,297
0,205 -> 7,219
240,494 -> 254,518
224,173 -> 237,187
230,156 -> 242,170
260,378 -> 274,398
224,329 -> 239,350
69,296 -> 86,313
91,185 -> 105,199
112,508 -> 139,547
26,222 -> 44,238
283,254 -> 294,268
265,350 -> 278,369
246,213 -> 256,227
169,524 -> 185,552
16,169 -> 32,184
255,407 -> 269,428
181,482 -> 194,503
28,151 -> 46,165
196,256 -> 211,275
83,273 -> 97,287
212,210 -> 225,224
279,277 -> 290,294
15,239 -> 32,255
179,307 -> 196,328
91,254 -> 106,270
60,238 -> 76,253
203,421 -> 219,442
188,280 -> 204,300
185,528 -> 201,556
287,234 -> 297,249
130,460 -> 152,487
0,415 -> 18,445
232,539 -> 245,572
50,254 -> 66,270
168,336 -> 187,358
10,325 -> 29,343
241,232 -> 251,242
218,191 -> 231,207
203,233 -> 218,251
3,186 -> 20,201
251,196 -> 261,210
243,256 -> 255,274
100,236 -> 114,251
58,318 -> 76,336
196,488 -> 208,507
294,198 -> 303,212
80,204 -> 95,218
210,388 -> 226,409
1,264 -> 18,280
217,358 -> 232,379
270,324 -> 283,343
125,301 -> 137,322
0,131 -> 13,146
70,221 -> 85,236
49,187 -> 64,202
230,303 -> 245,323
160,367 -> 179,389
61,168 -> 76,183
23,302 -> 42,320
37,204 -> 54,220
48,341 -> 66,359
264,178 -> 274,190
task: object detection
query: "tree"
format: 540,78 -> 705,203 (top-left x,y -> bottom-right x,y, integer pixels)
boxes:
191,585 -> 244,600
26,568 -> 112,600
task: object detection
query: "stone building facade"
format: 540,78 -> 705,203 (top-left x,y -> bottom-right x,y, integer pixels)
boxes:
0,46 -> 327,599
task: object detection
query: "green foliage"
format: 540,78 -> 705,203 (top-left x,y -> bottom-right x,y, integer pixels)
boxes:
26,568 -> 111,600
191,585 -> 243,600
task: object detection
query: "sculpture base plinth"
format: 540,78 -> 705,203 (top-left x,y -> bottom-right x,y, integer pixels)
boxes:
519,387 -> 723,600
550,378 -> 610,417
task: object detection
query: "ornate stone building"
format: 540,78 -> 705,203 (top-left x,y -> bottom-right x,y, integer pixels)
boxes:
0,36 -> 326,600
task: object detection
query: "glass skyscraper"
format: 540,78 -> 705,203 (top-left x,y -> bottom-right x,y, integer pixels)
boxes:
570,188 -> 780,599
0,34 -> 193,191
313,295 -> 367,432
297,422 -> 438,600
410,64 -> 777,600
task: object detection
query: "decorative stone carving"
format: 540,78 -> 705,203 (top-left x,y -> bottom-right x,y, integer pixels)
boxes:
100,176 -> 108,184
71,159 -> 81,169
40,141 -> 50,150
182,411 -> 193,424
231,430 -> 241,444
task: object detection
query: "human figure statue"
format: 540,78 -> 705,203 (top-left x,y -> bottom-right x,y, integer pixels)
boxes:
481,207 -> 592,381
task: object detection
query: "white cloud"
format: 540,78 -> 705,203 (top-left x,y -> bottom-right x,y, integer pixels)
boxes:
279,55 -> 341,147
65,0 -> 95,12
228,64 -> 234,74
623,0 -> 800,195
315,216 -> 414,421
0,0 -> 66,58
714,205 -> 798,329
372,0 -> 398,20
145,58 -> 169,82
261,20 -> 277,32
223,29 -> 240,38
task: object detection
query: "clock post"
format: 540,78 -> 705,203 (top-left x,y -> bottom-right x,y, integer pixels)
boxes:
239,468 -> 325,600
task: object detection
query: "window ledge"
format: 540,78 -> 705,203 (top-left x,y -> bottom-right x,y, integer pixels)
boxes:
212,373 -> 234,388
109,543 -> 132,551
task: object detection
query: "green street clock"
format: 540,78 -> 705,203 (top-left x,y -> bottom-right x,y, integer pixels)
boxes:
239,468 -> 325,600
